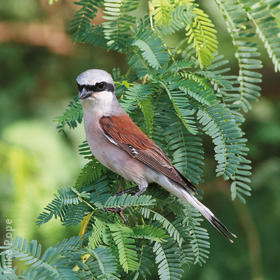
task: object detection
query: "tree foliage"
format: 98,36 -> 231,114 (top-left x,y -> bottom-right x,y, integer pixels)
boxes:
2,0 -> 280,279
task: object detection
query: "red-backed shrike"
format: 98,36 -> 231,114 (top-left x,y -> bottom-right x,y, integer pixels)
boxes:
77,69 -> 237,242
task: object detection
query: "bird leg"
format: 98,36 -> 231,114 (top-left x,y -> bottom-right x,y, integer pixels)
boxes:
135,184 -> 148,196
105,184 -> 147,222
105,207 -> 127,223
114,186 -> 139,196
104,185 -> 139,223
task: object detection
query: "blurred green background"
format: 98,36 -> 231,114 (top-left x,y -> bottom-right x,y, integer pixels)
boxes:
0,1 -> 279,279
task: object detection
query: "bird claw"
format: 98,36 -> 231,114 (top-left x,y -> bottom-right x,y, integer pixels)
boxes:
114,186 -> 139,196
105,207 -> 127,223
105,185 -> 145,223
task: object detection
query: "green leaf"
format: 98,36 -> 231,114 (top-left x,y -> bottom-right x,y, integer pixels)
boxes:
182,204 -> 210,265
55,97 -> 82,133
185,5 -> 218,68
139,207 -> 183,247
244,0 -> 280,72
102,0 -> 139,51
99,194 -> 156,209
153,240 -> 184,280
108,224 -> 138,273
90,247 -> 119,278
88,218 -> 106,249
132,225 -> 167,242
2,236 -> 78,279
132,28 -> 169,69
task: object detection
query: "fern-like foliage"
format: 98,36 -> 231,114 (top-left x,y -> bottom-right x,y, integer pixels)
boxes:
197,104 -> 245,177
108,223 -> 138,273
101,194 -> 156,209
157,5 -> 193,36
55,97 -> 83,133
36,187 -> 82,225
120,83 -> 154,114
215,0 -> 263,113
102,0 -> 139,51
182,203 -> 210,265
160,81 -> 198,135
132,245 -> 153,279
70,0 -> 103,42
151,0 -> 218,67
185,2 -> 218,68
89,247 -> 120,279
0,236 -> 81,279
139,207 -> 184,246
132,27 -> 170,70
165,119 -> 204,185
9,0 -> 279,279
153,240 -> 184,280
243,0 -> 280,72
76,159 -> 107,188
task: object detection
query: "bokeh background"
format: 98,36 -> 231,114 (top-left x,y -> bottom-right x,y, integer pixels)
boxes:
0,1 -> 279,279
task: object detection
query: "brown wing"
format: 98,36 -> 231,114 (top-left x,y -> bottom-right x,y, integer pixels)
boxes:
99,114 -> 198,194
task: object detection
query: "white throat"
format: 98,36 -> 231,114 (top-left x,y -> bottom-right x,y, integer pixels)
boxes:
81,90 -> 114,119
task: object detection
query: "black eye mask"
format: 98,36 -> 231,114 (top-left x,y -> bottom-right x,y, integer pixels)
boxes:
77,82 -> 114,93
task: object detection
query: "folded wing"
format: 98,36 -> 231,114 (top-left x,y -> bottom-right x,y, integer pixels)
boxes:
99,114 -> 198,194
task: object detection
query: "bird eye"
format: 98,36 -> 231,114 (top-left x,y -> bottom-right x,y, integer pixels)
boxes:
95,82 -> 106,91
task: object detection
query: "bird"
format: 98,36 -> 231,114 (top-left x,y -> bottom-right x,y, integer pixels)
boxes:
77,69 -> 237,243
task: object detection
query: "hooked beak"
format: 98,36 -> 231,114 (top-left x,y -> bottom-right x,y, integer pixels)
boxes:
79,88 -> 92,99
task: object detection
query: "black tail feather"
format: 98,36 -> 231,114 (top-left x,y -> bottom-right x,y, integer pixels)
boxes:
163,180 -> 237,243
210,216 -> 237,243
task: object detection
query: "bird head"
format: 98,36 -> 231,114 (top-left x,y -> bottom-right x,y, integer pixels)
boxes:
76,69 -> 115,103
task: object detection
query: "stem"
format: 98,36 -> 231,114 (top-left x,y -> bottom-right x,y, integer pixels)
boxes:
148,1 -> 155,30
78,196 -> 96,211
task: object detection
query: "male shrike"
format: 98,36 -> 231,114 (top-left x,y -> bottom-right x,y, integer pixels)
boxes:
77,69 -> 237,242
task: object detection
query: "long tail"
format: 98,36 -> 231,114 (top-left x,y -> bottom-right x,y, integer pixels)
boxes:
160,178 -> 237,242
182,190 -> 237,243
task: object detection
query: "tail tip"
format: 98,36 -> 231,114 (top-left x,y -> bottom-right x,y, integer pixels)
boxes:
210,216 -> 237,243
229,233 -> 237,243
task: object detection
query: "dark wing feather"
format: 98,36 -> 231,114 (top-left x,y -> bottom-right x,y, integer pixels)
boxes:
100,115 -> 198,194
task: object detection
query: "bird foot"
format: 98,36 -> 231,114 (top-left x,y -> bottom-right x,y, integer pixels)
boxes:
105,207 -> 127,223
106,185 -> 146,222
135,185 -> 147,196
114,186 -> 139,196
